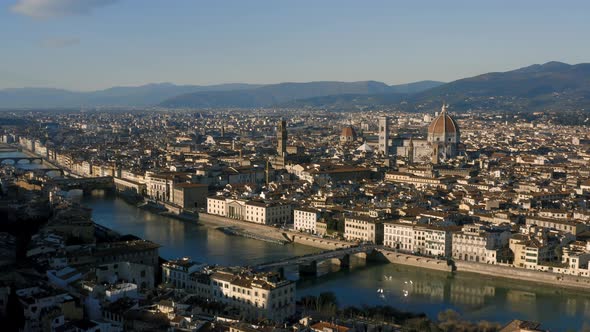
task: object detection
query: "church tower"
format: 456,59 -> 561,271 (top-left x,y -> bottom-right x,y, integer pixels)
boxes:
378,116 -> 389,156
408,136 -> 414,164
265,159 -> 271,185
277,119 -> 287,156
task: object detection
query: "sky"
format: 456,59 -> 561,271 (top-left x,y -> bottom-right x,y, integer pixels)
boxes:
1,0 -> 589,91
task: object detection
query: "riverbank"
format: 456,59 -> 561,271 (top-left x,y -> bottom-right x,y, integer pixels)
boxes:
198,213 -> 293,243
193,214 -> 590,291
454,260 -> 590,292
218,226 -> 289,245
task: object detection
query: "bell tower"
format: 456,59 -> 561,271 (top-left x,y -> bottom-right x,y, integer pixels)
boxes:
277,118 -> 287,156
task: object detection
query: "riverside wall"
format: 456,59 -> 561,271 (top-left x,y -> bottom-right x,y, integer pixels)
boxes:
288,233 -> 352,250
198,213 -> 292,243
454,260 -> 590,290
372,250 -> 453,272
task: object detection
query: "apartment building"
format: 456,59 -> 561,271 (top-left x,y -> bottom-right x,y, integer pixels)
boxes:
452,224 -> 511,264
294,207 -> 321,233
344,215 -> 384,244
384,221 -> 454,257
207,197 -> 292,225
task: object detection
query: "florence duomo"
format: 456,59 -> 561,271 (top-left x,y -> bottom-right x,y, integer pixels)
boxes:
391,103 -> 461,164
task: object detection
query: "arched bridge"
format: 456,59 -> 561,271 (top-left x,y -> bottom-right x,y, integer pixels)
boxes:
24,168 -> 65,177
254,245 -> 377,276
0,156 -> 43,164
48,176 -> 114,192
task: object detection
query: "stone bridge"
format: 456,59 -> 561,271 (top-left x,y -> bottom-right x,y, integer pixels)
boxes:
48,176 -> 114,192
26,168 -> 65,177
254,245 -> 377,276
0,156 -> 43,164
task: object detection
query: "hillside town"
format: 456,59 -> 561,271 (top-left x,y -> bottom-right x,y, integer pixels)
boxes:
0,106 -> 585,331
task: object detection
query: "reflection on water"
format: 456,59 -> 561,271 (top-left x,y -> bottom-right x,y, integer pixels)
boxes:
81,191 -> 320,266
297,263 -> 590,331
0,151 -> 60,176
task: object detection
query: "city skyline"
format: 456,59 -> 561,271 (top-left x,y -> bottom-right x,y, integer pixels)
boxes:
2,0 -> 590,90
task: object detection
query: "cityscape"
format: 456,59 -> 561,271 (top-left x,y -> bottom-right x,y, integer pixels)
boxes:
2,1 -> 590,332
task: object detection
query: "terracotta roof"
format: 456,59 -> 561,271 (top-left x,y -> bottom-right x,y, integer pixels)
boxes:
340,126 -> 356,137
428,109 -> 459,136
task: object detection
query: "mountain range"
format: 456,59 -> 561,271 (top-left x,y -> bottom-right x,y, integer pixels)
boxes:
1,61 -> 590,112
407,61 -> 590,112
159,80 -> 444,108
0,83 -> 262,108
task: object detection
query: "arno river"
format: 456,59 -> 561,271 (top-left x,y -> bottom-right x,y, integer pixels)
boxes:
2,151 -> 589,330
81,192 -> 589,331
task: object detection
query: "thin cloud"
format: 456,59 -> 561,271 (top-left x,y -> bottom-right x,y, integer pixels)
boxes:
12,0 -> 119,18
41,37 -> 80,48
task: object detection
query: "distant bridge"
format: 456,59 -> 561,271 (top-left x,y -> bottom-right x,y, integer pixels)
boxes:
254,245 -> 377,276
0,156 -> 43,164
47,176 -> 114,192
25,168 -> 65,177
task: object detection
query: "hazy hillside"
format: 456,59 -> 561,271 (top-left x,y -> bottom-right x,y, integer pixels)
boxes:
282,62 -> 590,112
408,61 -> 590,112
280,81 -> 444,109
159,81 -> 393,108
0,83 -> 262,108
4,62 -> 590,111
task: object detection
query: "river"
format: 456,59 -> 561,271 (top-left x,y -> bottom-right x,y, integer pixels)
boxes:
81,191 -> 319,265
2,150 -> 589,330
80,193 -> 590,331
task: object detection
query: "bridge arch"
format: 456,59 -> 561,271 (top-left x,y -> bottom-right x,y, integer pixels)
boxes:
0,157 -> 44,165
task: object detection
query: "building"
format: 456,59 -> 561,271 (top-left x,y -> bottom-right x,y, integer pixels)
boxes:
383,221 -> 454,257
207,197 -> 292,225
286,163 -> 372,185
452,224 -> 511,264
383,221 -> 415,252
294,207 -> 321,233
525,215 -> 586,236
344,215 -> 384,244
162,258 -> 207,289
277,118 -> 287,157
385,171 -> 455,189
510,226 -> 575,270
67,240 -> 160,269
427,103 -> 460,163
394,104 -> 461,164
245,201 -> 292,225
378,116 -> 389,155
186,268 -> 295,323
340,126 -> 357,144
171,183 -> 208,210
145,172 -> 173,201
207,196 -> 227,216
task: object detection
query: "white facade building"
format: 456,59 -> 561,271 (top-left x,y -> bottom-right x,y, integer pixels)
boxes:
162,258 -> 207,289
384,221 -> 454,257
294,207 -> 320,233
452,224 -> 511,264
207,197 -> 292,225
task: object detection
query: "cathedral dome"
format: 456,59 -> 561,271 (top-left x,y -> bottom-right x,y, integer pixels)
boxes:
341,126 -> 356,137
340,126 -> 357,143
427,104 -> 459,143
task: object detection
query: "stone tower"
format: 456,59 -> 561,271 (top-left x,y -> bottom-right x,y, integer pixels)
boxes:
277,118 -> 287,156
378,116 -> 389,156
408,136 -> 414,164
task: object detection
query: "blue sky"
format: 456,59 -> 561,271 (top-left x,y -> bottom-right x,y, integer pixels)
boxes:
1,0 -> 589,91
